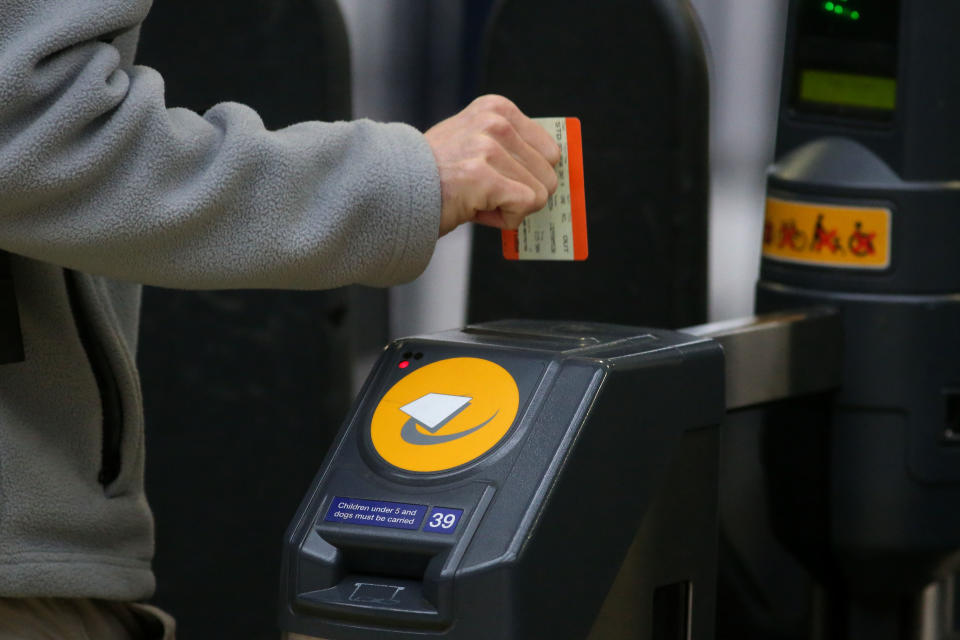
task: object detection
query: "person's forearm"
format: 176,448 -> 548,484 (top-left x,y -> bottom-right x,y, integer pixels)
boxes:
0,0 -> 441,290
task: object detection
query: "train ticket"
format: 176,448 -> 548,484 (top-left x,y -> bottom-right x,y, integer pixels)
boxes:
502,117 -> 588,261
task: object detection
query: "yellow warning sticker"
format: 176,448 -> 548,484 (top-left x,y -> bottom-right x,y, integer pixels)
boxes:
762,197 -> 891,269
370,358 -> 520,473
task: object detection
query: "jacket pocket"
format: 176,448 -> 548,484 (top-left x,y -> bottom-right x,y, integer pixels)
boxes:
65,269 -> 124,488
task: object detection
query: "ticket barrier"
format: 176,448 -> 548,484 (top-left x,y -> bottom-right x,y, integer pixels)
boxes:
740,1 -> 960,637
278,312 -> 842,640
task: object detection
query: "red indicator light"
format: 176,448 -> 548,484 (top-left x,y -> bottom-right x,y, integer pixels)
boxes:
398,361 -> 410,369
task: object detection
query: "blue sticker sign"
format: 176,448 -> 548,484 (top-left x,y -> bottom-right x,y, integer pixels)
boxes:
423,507 -> 464,534
325,497 -> 427,531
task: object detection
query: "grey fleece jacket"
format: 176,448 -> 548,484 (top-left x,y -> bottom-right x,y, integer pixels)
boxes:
0,0 -> 441,599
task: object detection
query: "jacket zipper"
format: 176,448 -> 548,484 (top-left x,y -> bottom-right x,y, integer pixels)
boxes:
64,270 -> 124,487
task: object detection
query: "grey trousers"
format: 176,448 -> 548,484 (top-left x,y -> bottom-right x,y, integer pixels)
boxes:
0,599 -> 175,640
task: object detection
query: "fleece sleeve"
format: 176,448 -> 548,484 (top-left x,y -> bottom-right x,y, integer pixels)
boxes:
0,0 -> 442,290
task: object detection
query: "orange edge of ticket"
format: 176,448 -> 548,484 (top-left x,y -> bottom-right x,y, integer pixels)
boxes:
566,117 -> 588,261
502,228 -> 519,260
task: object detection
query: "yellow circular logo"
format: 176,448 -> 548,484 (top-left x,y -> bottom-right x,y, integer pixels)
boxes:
370,357 -> 520,473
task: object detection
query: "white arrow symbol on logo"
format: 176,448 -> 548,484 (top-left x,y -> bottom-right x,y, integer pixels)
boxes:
399,393 -> 472,433
398,393 -> 497,446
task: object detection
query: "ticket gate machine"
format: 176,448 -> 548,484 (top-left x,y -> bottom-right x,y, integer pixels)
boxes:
278,311 -> 846,640
752,0 -> 960,637
279,321 -> 726,640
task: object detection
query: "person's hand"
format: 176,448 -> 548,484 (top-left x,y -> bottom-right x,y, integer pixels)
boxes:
424,95 -> 562,237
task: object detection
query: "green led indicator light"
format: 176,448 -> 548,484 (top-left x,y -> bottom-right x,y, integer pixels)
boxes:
823,0 -> 861,20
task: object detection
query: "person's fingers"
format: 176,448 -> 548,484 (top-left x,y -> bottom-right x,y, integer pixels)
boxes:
477,112 -> 559,196
473,207 -> 525,231
426,94 -> 563,236
470,95 -> 561,166
475,135 -> 550,214
473,209 -> 505,229
473,207 -> 538,232
472,162 -> 541,226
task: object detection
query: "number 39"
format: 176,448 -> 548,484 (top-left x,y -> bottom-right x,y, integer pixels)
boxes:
430,512 -> 456,529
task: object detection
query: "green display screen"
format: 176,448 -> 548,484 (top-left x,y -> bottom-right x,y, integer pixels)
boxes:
799,69 -> 897,111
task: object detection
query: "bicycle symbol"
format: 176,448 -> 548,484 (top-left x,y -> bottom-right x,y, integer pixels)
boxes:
812,214 -> 844,254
